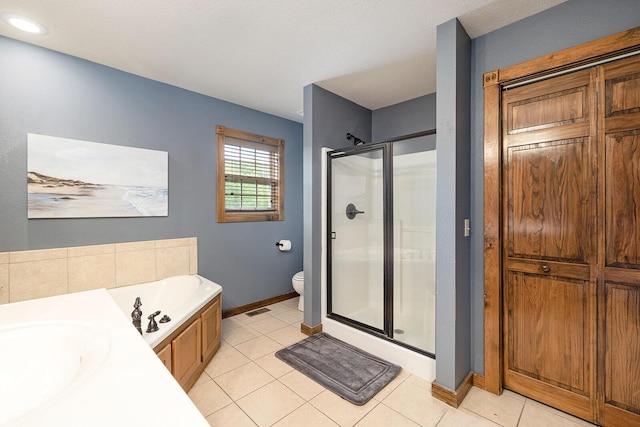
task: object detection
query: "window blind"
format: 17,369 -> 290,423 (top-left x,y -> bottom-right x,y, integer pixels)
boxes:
224,137 -> 280,211
216,125 -> 284,223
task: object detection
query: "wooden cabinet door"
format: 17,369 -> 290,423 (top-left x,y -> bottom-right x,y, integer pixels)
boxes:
502,70 -> 598,422
600,54 -> 640,426
201,295 -> 221,363
156,342 -> 172,372
172,318 -> 201,390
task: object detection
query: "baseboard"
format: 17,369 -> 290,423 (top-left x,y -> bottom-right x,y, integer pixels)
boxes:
472,373 -> 485,389
222,291 -> 298,318
300,322 -> 323,336
431,372 -> 474,408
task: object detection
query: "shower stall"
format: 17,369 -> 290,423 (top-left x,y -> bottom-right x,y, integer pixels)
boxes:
325,131 -> 436,358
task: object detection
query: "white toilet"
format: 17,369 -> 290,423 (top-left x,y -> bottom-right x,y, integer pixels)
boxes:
292,271 -> 304,311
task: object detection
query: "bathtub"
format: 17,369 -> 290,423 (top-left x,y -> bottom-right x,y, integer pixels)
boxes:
108,275 -> 222,349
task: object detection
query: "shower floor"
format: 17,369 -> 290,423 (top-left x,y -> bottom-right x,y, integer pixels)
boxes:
341,306 -> 435,354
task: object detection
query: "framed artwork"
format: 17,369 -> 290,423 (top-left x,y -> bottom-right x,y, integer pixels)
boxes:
27,133 -> 168,218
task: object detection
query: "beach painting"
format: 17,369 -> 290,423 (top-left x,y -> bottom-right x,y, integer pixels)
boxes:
28,134 -> 168,218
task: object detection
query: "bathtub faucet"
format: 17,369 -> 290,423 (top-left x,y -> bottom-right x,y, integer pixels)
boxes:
146,310 -> 161,333
131,297 -> 143,335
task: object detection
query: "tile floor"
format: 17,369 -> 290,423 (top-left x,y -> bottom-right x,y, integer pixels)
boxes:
188,297 -> 596,427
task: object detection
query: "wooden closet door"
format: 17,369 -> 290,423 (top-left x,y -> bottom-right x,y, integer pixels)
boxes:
600,54 -> 640,426
502,70 -> 598,422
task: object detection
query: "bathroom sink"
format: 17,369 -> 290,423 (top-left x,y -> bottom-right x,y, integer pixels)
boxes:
0,321 -> 110,425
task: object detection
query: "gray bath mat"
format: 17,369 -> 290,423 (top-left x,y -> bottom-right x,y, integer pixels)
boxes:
275,332 -> 401,405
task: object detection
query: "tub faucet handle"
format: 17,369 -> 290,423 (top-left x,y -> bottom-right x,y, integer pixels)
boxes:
146,310 -> 161,333
132,297 -> 143,335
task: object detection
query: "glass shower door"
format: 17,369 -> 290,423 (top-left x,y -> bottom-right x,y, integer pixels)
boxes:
327,146 -> 386,332
392,136 -> 436,355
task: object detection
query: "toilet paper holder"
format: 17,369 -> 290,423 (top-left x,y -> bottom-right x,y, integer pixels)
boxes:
275,240 -> 292,251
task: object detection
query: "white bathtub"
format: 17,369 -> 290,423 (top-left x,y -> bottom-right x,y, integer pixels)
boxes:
108,275 -> 222,349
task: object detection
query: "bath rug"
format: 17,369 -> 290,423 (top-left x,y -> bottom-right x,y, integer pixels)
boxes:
275,332 -> 401,405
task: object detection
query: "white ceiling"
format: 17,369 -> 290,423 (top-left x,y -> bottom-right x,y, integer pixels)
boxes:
0,0 -> 568,122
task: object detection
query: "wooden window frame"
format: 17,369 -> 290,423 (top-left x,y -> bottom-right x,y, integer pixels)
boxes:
216,125 -> 284,223
483,26 -> 640,395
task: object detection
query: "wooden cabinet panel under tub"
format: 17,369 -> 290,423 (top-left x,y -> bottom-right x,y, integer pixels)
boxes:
201,297 -> 221,363
153,294 -> 222,391
157,342 -> 172,372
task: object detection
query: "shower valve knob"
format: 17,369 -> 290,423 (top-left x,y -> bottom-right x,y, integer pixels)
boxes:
346,203 -> 365,220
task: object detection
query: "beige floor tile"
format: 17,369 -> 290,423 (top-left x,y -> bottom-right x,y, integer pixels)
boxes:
222,316 -> 245,332
228,312 -> 251,324
188,300 -> 583,427
194,371 -> 212,387
273,308 -> 304,324
241,311 -> 276,325
273,403 -> 338,427
204,346 -> 251,378
355,403 -> 420,427
214,363 -> 274,400
372,369 -> 409,401
281,297 -> 299,308
254,352 -> 294,378
235,335 -> 283,360
248,316 -> 289,334
459,387 -> 524,427
267,324 -> 308,346
309,390 -> 378,427
236,381 -> 305,427
279,370 -> 325,401
525,399 -> 595,426
437,408 -> 500,427
264,301 -> 295,315
518,401 -> 594,427
503,388 -> 527,402
223,325 -> 261,345
206,403 -> 257,427
219,338 -> 232,351
381,380 -> 447,426
404,373 -> 432,391
187,377 -> 233,417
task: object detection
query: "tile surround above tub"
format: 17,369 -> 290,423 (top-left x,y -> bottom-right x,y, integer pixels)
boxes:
0,255 -> 8,305
0,237 -> 198,304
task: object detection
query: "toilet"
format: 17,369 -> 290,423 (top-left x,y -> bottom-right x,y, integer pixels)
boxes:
291,271 -> 304,311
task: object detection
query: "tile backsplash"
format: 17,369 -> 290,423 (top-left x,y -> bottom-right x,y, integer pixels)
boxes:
0,237 -> 198,304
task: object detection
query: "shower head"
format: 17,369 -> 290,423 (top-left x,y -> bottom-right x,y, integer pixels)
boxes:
346,133 -> 366,146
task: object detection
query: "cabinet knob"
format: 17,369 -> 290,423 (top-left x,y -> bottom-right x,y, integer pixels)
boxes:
541,264 -> 551,273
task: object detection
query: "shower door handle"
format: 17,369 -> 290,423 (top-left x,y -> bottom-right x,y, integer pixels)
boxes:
346,203 -> 365,220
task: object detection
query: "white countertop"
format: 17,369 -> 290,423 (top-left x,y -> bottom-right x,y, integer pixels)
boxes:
0,289 -> 209,427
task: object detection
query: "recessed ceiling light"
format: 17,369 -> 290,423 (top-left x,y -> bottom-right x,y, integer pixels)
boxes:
1,13 -> 47,34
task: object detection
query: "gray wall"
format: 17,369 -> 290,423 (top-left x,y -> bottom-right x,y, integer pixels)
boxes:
372,94 -> 436,141
303,84 -> 371,326
469,0 -> 640,374
0,36 -> 303,311
435,18 -> 471,391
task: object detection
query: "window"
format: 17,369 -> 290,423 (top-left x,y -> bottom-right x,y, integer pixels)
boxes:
216,125 -> 284,222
